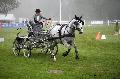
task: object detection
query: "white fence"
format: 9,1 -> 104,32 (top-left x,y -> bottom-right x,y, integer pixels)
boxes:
88,20 -> 120,26
0,20 -> 120,28
91,21 -> 103,25
53,20 -> 120,26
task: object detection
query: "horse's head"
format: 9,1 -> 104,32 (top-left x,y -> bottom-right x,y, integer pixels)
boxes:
69,15 -> 84,34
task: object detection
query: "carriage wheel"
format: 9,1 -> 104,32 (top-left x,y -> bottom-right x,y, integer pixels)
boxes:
23,48 -> 31,57
23,40 -> 32,57
40,44 -> 49,54
12,40 -> 20,56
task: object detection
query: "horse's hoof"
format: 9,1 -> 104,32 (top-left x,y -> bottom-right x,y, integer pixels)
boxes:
75,56 -> 79,60
53,56 -> 56,62
62,52 -> 68,57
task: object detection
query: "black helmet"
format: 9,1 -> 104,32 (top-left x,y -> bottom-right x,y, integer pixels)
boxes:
35,9 -> 41,13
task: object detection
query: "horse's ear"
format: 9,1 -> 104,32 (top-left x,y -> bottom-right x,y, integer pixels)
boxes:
75,15 -> 77,19
79,16 -> 82,19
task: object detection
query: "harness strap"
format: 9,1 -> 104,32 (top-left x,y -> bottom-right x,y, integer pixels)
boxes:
58,24 -> 67,43
47,34 -> 75,41
58,24 -> 65,37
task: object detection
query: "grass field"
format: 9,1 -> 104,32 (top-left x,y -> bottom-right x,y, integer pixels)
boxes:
0,25 -> 120,79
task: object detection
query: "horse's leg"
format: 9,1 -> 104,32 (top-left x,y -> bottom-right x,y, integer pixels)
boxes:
50,50 -> 56,61
62,48 -> 71,57
72,42 -> 79,59
49,41 -> 57,61
62,41 -> 71,57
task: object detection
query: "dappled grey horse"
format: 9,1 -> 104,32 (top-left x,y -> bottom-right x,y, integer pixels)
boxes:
48,15 -> 84,61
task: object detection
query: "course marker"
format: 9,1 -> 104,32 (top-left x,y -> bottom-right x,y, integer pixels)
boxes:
0,38 -> 4,42
101,35 -> 106,39
96,32 -> 101,40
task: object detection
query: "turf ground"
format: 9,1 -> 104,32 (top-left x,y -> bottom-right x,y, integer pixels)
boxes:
0,25 -> 120,79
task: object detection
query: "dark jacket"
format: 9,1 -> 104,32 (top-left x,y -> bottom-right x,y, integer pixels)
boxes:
33,14 -> 47,23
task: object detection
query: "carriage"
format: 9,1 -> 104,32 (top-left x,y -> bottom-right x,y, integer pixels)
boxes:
12,20 -> 58,60
12,15 -> 84,61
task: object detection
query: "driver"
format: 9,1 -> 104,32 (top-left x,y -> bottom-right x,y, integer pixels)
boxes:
32,9 -> 51,31
34,9 -> 47,24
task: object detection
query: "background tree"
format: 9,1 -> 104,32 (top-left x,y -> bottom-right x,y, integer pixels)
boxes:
0,0 -> 20,14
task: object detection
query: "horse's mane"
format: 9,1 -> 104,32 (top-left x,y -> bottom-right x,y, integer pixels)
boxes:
68,18 -> 75,24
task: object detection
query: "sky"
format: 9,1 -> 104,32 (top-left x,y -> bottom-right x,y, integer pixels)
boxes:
9,0 -> 120,20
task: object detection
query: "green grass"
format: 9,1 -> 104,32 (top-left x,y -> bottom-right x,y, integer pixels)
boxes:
0,25 -> 120,79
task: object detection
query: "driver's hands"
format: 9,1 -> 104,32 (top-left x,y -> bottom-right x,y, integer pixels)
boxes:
48,18 -> 51,20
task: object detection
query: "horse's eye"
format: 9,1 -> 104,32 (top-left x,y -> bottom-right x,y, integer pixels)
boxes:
78,20 -> 81,23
